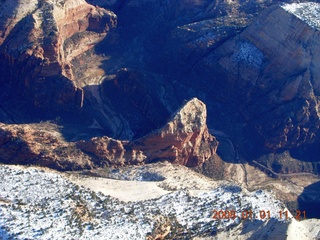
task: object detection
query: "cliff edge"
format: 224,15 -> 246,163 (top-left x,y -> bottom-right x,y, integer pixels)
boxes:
0,0 -> 116,118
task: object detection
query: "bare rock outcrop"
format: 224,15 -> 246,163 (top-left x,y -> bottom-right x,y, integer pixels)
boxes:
76,136 -> 147,166
77,98 -> 218,167
0,0 -> 116,117
192,3 -> 320,151
130,98 -> 218,167
0,99 -> 217,169
0,122 -> 93,170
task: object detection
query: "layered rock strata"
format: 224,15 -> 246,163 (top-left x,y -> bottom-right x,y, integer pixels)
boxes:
0,122 -> 93,170
0,99 -> 218,169
130,98 -> 218,167
192,3 -> 320,151
0,0 -> 116,117
78,98 -> 218,167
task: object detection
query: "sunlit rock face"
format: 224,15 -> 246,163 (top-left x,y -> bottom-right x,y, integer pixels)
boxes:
1,0 -> 320,174
0,0 -> 116,117
130,98 -> 219,167
0,122 -> 93,170
0,98 -> 218,170
78,98 -> 219,167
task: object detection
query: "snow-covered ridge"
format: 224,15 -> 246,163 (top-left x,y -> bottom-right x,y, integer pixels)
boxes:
0,164 -> 314,239
282,2 -> 320,30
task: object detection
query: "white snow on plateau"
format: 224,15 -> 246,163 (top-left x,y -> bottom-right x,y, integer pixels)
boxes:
0,164 -> 316,239
282,2 -> 320,30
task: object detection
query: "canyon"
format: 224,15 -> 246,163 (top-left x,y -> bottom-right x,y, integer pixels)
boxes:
1,0 -> 320,238
1,0 -> 320,174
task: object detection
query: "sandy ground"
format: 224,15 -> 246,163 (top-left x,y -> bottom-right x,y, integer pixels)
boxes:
68,176 -> 170,202
67,162 -> 222,202
224,162 -> 320,202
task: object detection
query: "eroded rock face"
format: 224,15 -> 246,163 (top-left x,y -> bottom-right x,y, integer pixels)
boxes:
131,98 -> 218,167
0,123 -> 93,170
76,136 -> 147,166
0,0 -> 116,118
0,99 -> 217,169
87,0 -> 318,154
101,68 -> 172,139
1,0 -> 319,174
77,98 -> 218,167
191,3 -> 320,151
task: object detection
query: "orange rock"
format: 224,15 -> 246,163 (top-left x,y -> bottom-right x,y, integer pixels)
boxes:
0,0 -> 116,114
77,98 -> 219,167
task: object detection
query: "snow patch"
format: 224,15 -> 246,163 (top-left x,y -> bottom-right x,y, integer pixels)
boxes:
233,41 -> 264,68
0,165 -> 295,239
282,3 -> 320,30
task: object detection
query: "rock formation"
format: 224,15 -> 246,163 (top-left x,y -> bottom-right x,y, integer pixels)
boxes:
0,0 -> 116,118
86,0 -> 320,153
0,99 -> 218,169
0,122 -> 93,170
1,0 -> 320,174
130,98 -> 218,167
77,98 -> 218,167
189,3 -> 320,151
76,136 -> 147,166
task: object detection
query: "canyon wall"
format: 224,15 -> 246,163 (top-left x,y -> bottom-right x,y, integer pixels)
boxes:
0,98 -> 218,169
0,0 -> 116,119
191,4 -> 320,151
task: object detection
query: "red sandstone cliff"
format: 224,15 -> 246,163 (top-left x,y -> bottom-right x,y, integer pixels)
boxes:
0,0 -> 116,115
0,99 -> 218,169
1,0 -> 320,174
77,98 -> 218,167
130,98 -> 218,167
0,122 -> 93,170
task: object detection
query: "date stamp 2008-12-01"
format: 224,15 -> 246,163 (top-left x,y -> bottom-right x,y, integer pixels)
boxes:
212,210 -> 307,221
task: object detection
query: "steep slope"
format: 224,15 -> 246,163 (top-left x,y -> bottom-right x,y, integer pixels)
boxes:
0,98 -> 218,169
0,122 -> 93,170
77,98 -> 219,167
1,0 -> 320,175
130,98 -> 218,167
189,3 -> 320,154
0,0 -> 116,120
83,0 -> 320,151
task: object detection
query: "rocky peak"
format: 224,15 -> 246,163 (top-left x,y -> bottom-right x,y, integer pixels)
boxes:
164,98 -> 207,134
130,98 -> 218,167
0,98 -> 218,170
77,98 -> 219,167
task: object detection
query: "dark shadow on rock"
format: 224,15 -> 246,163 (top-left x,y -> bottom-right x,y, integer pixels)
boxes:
0,225 -> 14,239
98,69 -> 172,139
289,143 -> 320,163
193,154 -> 226,180
250,146 -> 320,175
215,136 -> 240,163
297,181 -> 320,219
2,0 -> 320,177
241,219 -> 264,235
0,13 -> 82,123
